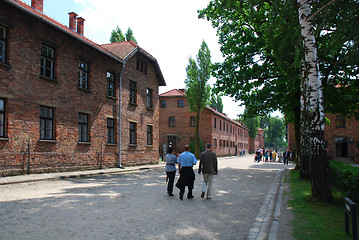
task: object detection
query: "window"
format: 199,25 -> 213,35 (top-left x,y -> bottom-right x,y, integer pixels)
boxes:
78,113 -> 89,142
107,118 -> 115,144
214,118 -> 217,128
0,26 -> 6,64
190,116 -> 195,127
146,88 -> 153,109
147,125 -> 153,145
160,100 -> 167,108
129,122 -> 137,145
223,121 -> 225,131
219,139 -> 222,147
107,72 -> 115,97
220,120 -> 222,130
0,98 -> 5,137
40,44 -> 54,79
336,115 -> 346,128
214,138 -> 217,147
78,60 -> 89,89
40,106 -> 54,140
178,99 -> 184,108
136,58 -> 147,74
227,123 -> 229,132
129,81 -> 137,104
169,116 -> 176,127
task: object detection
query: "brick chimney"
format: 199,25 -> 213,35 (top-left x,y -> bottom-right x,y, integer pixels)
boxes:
68,12 -> 78,31
76,17 -> 85,35
31,0 -> 43,12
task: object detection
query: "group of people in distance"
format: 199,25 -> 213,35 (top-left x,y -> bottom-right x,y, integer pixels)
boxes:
165,144 -> 218,200
255,148 -> 292,165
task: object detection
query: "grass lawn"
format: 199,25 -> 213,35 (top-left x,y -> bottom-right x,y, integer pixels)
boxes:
288,169 -> 359,240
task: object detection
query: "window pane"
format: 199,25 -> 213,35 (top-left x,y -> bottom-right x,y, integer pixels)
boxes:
129,122 -> 136,144
107,72 -> 114,97
0,99 -> 4,111
40,45 -> 54,78
0,40 -> 5,64
107,118 -> 114,143
0,113 -> 4,137
40,119 -> 45,139
46,119 -> 53,139
0,26 -> 5,39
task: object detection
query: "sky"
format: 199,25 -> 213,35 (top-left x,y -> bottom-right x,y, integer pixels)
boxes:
22,0 -> 246,119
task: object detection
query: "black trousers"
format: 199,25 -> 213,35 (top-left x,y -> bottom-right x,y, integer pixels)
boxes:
166,171 -> 176,194
176,167 -> 195,197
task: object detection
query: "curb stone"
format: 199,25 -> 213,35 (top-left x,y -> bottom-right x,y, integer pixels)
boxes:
0,163 -> 166,185
247,169 -> 284,240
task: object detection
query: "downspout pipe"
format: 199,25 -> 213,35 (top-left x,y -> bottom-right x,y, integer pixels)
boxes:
118,62 -> 126,168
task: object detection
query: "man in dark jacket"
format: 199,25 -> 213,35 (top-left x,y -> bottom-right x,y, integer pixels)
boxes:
198,143 -> 218,200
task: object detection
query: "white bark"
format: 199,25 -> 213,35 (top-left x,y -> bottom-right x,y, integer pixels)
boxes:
298,0 -> 332,201
298,0 -> 325,144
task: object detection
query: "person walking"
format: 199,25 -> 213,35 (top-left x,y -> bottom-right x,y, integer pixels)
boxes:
283,149 -> 289,165
198,143 -> 218,200
272,150 -> 277,162
175,145 -> 197,200
165,147 -> 177,197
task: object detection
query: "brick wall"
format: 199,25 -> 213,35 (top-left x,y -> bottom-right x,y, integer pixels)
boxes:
0,1 -> 163,175
120,54 -> 160,165
287,114 -> 359,163
159,93 -> 250,157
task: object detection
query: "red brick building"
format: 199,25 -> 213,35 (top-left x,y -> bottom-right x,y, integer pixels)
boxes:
102,41 -> 166,166
0,0 -> 165,176
287,114 -> 359,163
159,89 -> 251,157
249,128 -> 264,153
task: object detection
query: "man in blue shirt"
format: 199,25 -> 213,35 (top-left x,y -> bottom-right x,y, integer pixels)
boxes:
175,145 -> 197,200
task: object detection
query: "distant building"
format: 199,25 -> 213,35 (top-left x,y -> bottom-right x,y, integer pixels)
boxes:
287,113 -> 359,163
159,89 -> 258,157
0,0 -> 165,176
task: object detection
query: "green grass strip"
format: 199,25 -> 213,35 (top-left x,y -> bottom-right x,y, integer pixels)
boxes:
288,169 -> 359,240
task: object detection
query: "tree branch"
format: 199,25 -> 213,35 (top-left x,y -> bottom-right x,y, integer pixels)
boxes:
309,0 -> 337,21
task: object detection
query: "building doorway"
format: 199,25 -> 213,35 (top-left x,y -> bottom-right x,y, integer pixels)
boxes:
167,136 -> 177,153
335,137 -> 349,158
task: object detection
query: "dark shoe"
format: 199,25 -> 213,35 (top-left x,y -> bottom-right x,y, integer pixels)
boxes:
206,197 -> 212,200
201,192 -> 205,198
168,193 -> 174,197
187,195 -> 194,199
179,191 -> 184,200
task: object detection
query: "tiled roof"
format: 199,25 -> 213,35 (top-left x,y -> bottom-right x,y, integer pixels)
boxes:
101,41 -> 166,86
5,0 -> 123,64
206,106 -> 247,129
101,41 -> 138,60
160,89 -> 186,97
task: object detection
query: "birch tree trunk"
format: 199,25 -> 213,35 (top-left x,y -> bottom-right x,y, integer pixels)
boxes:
297,0 -> 333,201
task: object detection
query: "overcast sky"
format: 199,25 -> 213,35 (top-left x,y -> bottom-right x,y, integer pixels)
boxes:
22,0 -> 245,119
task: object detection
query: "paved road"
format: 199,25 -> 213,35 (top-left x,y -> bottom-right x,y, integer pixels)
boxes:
0,155 -> 294,240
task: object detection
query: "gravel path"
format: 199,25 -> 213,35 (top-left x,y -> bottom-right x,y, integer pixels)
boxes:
0,155 -> 294,240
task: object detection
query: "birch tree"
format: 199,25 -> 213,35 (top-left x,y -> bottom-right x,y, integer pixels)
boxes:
297,0 -> 332,201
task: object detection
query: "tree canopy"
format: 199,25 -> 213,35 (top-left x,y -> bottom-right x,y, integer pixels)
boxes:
185,40 -> 212,158
199,0 -> 359,201
199,0 -> 359,120
209,90 -> 223,113
110,26 -> 138,44
259,115 -> 287,148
